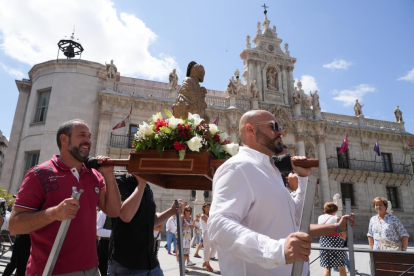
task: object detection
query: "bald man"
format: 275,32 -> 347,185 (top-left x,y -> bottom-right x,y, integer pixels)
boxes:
208,110 -> 353,276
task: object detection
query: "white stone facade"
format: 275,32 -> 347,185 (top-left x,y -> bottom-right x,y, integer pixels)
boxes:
1,13 -> 413,240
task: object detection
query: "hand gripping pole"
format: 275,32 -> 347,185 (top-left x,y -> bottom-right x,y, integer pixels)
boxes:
175,200 -> 186,276
42,187 -> 83,276
291,180 -> 318,276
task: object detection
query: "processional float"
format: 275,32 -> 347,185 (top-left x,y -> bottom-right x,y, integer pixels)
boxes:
44,61 -> 320,276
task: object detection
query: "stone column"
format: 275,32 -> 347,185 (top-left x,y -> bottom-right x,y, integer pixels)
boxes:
282,66 -> 288,104
226,110 -> 238,143
288,67 -> 295,105
316,135 -> 330,205
96,110 -> 113,156
251,98 -> 259,110
248,61 -> 255,88
296,133 -> 306,156
193,190 -> 205,218
256,62 -> 263,101
229,95 -> 236,107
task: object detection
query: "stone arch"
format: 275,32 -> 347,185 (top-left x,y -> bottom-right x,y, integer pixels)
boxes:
262,64 -> 282,92
268,105 -> 292,132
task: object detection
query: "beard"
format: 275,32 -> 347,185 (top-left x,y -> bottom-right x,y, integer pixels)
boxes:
256,128 -> 284,154
67,139 -> 90,162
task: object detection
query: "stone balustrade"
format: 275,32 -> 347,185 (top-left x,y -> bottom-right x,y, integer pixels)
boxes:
322,112 -> 405,131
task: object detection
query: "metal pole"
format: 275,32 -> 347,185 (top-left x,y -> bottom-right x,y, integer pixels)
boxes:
345,198 -> 356,276
42,187 -> 83,276
175,200 -> 185,276
291,180 -> 318,276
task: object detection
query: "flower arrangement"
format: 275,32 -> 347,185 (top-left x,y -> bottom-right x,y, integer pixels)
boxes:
133,110 -> 239,160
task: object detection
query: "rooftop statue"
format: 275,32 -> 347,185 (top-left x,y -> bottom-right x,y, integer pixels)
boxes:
292,87 -> 301,105
172,61 -> 210,123
354,99 -> 364,117
250,80 -> 258,99
394,105 -> 403,123
105,60 -> 117,79
310,90 -> 320,109
168,69 -> 178,90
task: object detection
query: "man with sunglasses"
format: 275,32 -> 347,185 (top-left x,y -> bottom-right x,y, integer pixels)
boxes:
208,110 -> 354,276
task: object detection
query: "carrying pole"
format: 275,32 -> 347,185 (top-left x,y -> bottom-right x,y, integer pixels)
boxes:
175,200 -> 185,276
291,180 -> 318,276
345,198 -> 356,276
43,187 -> 83,276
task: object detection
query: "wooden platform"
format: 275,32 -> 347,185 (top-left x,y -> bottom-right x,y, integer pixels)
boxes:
127,150 -> 226,191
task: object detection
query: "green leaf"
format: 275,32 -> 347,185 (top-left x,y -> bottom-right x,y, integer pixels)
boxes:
164,109 -> 173,118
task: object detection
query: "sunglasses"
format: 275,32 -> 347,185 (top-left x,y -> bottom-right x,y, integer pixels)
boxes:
253,120 -> 283,132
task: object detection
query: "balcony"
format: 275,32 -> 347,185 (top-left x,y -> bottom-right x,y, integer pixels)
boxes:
327,157 -> 412,175
109,133 -> 134,149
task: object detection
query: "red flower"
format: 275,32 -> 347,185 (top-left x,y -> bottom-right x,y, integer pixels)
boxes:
177,124 -> 191,138
222,140 -> 231,145
174,141 -> 186,151
214,135 -> 221,143
155,119 -> 169,132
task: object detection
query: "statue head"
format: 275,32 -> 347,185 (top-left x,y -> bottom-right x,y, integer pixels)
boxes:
190,64 -> 205,83
356,99 -> 359,103
111,60 -> 114,64
297,80 -> 302,89
173,69 -> 176,73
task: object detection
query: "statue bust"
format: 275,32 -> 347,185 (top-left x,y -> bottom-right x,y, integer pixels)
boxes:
354,99 -> 364,117
172,61 -> 210,123
168,69 -> 178,90
394,105 -> 403,123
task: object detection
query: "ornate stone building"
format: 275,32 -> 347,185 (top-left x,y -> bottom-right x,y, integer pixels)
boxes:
1,12 -> 413,239
0,130 -> 8,181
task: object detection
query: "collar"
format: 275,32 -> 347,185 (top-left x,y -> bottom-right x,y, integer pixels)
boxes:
239,147 -> 273,165
52,155 -> 90,173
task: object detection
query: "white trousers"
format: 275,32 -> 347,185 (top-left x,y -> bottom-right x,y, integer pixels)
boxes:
202,230 -> 217,262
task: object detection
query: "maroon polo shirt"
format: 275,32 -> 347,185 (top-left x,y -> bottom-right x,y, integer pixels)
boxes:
15,155 -> 106,276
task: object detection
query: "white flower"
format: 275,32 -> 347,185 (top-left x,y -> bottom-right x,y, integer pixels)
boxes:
186,136 -> 203,152
219,132 -> 229,143
223,143 -> 239,156
139,121 -> 154,136
208,124 -> 219,135
151,112 -> 163,122
168,117 -> 184,130
188,113 -> 204,126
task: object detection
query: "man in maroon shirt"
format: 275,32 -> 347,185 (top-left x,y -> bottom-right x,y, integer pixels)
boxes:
9,119 -> 121,276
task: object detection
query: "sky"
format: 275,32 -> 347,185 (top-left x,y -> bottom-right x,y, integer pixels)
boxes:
0,0 -> 413,140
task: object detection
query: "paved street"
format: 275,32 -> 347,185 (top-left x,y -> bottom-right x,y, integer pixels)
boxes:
0,240 -> 412,275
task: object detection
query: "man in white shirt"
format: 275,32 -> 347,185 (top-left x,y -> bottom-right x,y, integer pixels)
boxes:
165,215 -> 177,255
208,110 -> 354,276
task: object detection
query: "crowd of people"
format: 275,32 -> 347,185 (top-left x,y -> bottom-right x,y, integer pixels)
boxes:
1,112 -> 409,276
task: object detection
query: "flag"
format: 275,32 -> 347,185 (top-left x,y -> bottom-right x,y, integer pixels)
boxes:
213,115 -> 219,125
338,136 -> 348,154
373,139 -> 381,156
112,106 -> 132,130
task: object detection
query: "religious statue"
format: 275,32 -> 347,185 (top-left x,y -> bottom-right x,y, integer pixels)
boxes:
266,68 -> 277,90
168,69 -> 178,90
250,80 -> 258,98
305,146 -> 315,158
234,69 -> 240,79
292,87 -> 301,105
272,25 -> 276,34
172,61 -> 210,123
284,43 -> 289,52
354,99 -> 364,117
333,193 -> 343,216
394,105 -> 403,123
105,60 -> 117,79
310,90 -> 320,109
297,80 -> 303,90
225,77 -> 237,96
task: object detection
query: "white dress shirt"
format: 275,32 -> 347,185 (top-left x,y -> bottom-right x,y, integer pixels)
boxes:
208,147 -> 307,276
96,210 -> 111,238
166,216 -> 177,233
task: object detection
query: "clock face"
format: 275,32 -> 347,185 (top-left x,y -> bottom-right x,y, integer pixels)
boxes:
267,44 -> 275,52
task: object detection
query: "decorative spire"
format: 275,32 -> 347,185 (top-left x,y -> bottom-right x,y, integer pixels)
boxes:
261,3 -> 270,29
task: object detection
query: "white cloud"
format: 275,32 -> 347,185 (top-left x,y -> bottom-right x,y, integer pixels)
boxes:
332,84 -> 375,107
0,62 -> 25,79
295,75 -> 319,92
397,68 -> 414,82
0,0 -> 178,81
323,59 -> 352,70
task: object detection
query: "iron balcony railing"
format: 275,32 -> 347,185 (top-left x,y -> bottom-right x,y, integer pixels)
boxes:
327,157 -> 412,175
110,133 -> 134,149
